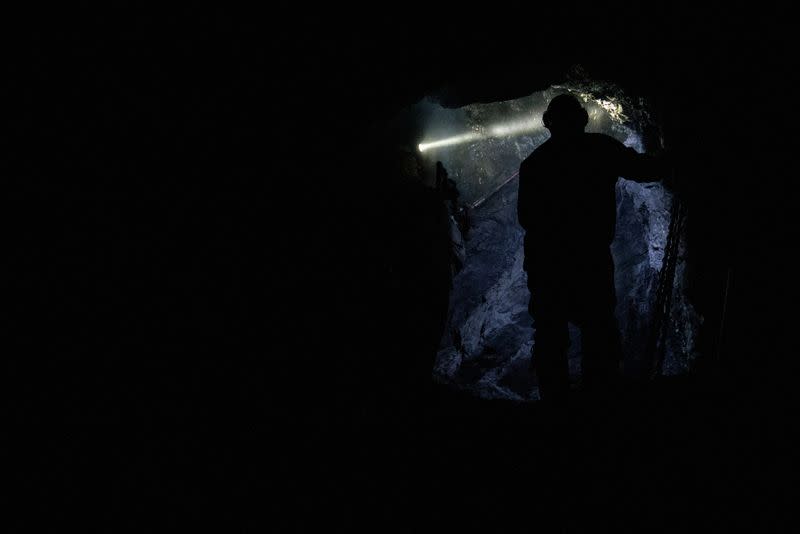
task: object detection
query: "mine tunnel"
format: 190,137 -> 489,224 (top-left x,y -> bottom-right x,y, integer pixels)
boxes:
366,79 -> 715,403
15,12 -> 794,532
287,19 -> 792,525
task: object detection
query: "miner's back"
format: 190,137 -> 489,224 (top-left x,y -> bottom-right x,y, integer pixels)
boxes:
518,133 -> 625,262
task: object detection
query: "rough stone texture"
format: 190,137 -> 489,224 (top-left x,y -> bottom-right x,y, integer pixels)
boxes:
434,133 -> 699,401
407,87 -> 703,401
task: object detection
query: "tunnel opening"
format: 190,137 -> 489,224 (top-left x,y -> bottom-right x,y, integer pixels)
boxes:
388,81 -> 700,401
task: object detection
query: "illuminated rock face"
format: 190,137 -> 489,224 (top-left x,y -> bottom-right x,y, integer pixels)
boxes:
415,87 -> 701,400
434,141 -> 699,401
434,177 -> 538,400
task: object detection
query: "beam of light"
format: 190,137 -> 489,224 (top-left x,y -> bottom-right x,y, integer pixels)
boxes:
419,91 -> 628,153
418,132 -> 481,152
418,117 -> 543,153
489,118 -> 540,137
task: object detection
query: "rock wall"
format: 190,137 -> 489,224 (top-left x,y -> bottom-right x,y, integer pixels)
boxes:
434,133 -> 699,401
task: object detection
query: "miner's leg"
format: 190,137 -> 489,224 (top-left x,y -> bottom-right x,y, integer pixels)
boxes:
578,254 -> 622,393
529,287 -> 571,402
580,311 -> 623,391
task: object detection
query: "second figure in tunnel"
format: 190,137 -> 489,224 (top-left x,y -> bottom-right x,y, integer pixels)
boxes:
517,94 -> 673,401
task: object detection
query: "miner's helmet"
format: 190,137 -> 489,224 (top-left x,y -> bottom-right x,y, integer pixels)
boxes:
542,93 -> 589,134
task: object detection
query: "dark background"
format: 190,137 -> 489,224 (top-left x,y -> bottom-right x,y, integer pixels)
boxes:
7,6 -> 796,530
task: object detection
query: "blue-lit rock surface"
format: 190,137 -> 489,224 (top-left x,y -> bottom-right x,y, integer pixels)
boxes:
435,175 -> 699,400
429,96 -> 699,400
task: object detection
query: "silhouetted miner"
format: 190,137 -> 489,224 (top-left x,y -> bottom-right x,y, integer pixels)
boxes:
518,94 -> 670,401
